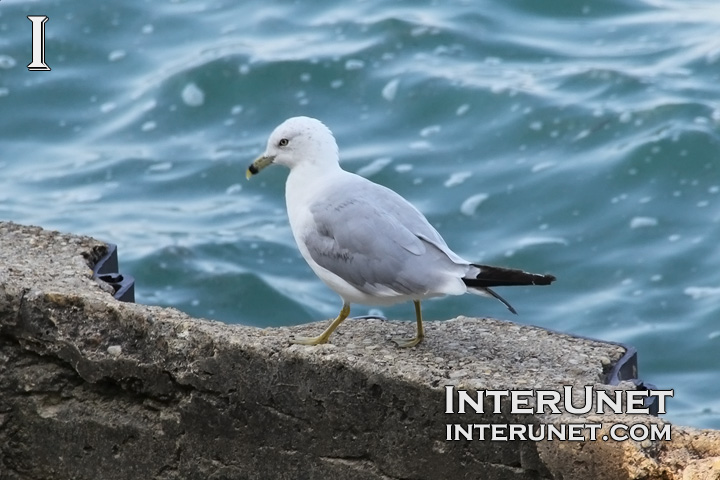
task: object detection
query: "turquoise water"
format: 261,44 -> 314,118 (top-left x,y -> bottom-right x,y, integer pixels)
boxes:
1,0 -> 718,429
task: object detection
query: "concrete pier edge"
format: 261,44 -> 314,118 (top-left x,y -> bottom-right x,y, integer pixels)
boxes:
1,221 -> 718,480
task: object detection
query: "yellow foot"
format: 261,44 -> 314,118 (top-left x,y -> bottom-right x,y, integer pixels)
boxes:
392,335 -> 424,348
290,335 -> 329,346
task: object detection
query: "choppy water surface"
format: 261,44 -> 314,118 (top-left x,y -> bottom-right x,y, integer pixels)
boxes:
1,0 -> 719,428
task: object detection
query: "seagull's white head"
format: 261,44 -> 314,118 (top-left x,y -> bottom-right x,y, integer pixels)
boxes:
246,116 -> 339,178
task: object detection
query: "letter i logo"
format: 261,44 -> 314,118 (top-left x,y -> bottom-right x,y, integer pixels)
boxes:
27,15 -> 51,71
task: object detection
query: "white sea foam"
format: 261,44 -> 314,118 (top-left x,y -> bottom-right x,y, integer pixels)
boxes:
181,83 -> 205,107
685,286 -> 720,300
531,161 -> 556,173
108,50 -> 126,62
460,193 -> 489,216
630,216 -> 658,228
444,171 -> 472,187
356,157 -> 392,177
456,104 -> 470,116
345,59 -> 365,70
420,125 -> 441,137
382,78 -> 400,101
516,237 -> 569,248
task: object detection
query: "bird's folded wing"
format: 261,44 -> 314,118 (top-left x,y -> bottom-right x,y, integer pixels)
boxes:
304,198 -> 429,296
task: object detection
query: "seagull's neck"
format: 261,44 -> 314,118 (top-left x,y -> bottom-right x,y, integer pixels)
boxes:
284,160 -> 345,242
288,158 -> 344,185
285,160 -> 344,212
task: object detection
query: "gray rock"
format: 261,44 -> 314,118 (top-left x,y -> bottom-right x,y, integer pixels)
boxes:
1,221 -> 717,480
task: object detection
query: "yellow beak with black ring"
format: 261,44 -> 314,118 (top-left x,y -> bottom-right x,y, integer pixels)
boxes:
246,155 -> 275,179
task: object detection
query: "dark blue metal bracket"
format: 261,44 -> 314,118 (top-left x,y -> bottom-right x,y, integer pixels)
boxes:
604,343 -> 659,415
92,243 -> 135,303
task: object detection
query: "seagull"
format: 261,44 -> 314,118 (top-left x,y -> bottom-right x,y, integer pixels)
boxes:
247,116 -> 555,347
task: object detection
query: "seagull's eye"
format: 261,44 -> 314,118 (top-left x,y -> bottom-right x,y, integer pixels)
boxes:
278,138 -> 289,147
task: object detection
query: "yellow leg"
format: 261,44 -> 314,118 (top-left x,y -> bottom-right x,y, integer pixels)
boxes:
393,300 -> 424,348
291,302 -> 351,345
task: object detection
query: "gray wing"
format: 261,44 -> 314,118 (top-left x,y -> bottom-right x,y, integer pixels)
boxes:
302,177 -> 467,296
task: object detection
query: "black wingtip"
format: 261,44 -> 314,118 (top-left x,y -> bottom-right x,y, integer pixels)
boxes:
466,264 -> 556,287
535,273 -> 556,285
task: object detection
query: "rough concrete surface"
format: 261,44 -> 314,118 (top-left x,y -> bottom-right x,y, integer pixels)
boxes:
0,221 -> 718,480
